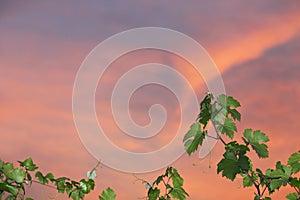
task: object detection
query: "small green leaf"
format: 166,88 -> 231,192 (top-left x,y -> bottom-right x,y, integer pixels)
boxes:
217,152 -> 239,181
217,94 -> 241,109
35,171 -> 48,184
243,129 -> 269,158
197,93 -> 213,128
170,168 -> 189,199
289,177 -> 300,188
27,173 -> 32,185
147,187 -> 160,200
45,172 -> 55,182
228,108 -> 241,121
171,168 -> 184,188
217,151 -> 250,181
0,182 -> 19,195
70,188 -> 84,200
269,179 -> 284,192
211,104 -> 227,124
18,158 -> 38,171
226,141 -> 249,156
66,182 -> 73,195
170,186 -> 189,200
266,165 -> 292,193
183,123 -> 206,155
242,174 -> 253,187
286,192 -> 299,200
99,187 -> 116,200
55,178 -> 67,193
79,179 -> 95,194
218,118 -> 237,139
154,175 -> 164,185
2,163 -> 14,179
288,151 -> 300,174
12,168 -> 26,184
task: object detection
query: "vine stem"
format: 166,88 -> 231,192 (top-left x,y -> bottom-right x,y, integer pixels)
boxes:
211,121 -> 227,146
210,102 -> 227,146
132,174 -> 148,185
90,161 -> 101,173
162,176 -> 172,198
261,185 -> 268,197
291,184 -> 300,194
245,171 -> 261,197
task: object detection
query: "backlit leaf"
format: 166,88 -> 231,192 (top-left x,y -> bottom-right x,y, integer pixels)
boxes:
243,129 -> 269,158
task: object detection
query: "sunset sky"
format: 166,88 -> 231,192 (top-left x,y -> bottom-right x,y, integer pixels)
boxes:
1,1 -> 300,199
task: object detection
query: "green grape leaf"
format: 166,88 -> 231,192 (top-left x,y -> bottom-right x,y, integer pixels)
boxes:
183,123 -> 206,155
238,155 -> 251,171
45,172 -> 55,182
243,129 -> 269,158
149,167 -> 188,200
288,151 -> 300,174
18,158 -> 38,171
266,166 -> 292,179
154,175 -> 164,185
79,179 -> 95,194
2,162 -> 14,179
0,182 -> 19,196
2,162 -> 26,183
242,174 -> 253,187
217,152 -> 240,180
170,168 -> 189,200
217,94 -> 241,109
25,198 -> 34,200
70,188 -> 84,200
170,187 -> 188,200
228,108 -> 241,121
225,141 -> 249,156
171,168 -> 183,188
218,118 -> 237,139
211,104 -> 226,124
269,179 -> 284,192
286,192 -> 299,200
27,173 -> 32,184
217,152 -> 250,181
12,168 -> 26,184
266,165 -> 292,192
197,93 -> 213,128
55,178 -> 67,193
289,177 -> 300,188
148,187 -> 160,200
99,187 -> 116,200
66,182 -> 73,195
35,171 -> 49,184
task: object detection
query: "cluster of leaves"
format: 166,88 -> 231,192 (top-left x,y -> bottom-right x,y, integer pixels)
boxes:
146,167 -> 188,200
1,93 -> 299,200
183,93 -> 241,155
0,157 -> 189,200
0,158 -> 116,200
183,93 -> 300,200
